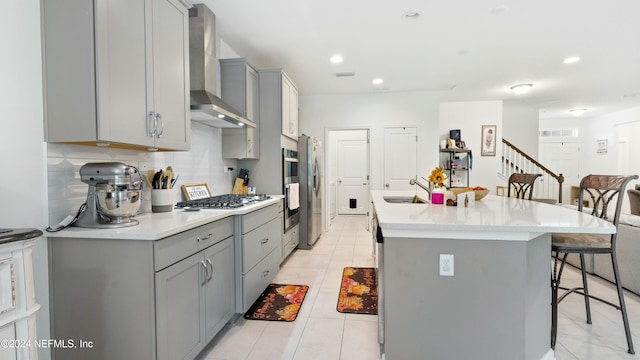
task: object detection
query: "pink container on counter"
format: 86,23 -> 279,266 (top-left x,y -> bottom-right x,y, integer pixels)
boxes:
431,192 -> 444,204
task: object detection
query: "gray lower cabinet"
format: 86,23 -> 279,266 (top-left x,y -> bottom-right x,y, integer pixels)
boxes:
155,237 -> 234,360
235,202 -> 284,312
49,217 -> 234,360
282,223 -> 299,261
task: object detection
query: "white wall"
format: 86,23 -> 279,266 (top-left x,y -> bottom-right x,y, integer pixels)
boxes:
540,106 -> 640,177
439,101 -> 504,192
503,100 -> 539,156
299,91 -> 441,191
1,2 -> 50,359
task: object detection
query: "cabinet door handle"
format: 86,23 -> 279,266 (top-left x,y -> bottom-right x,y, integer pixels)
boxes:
262,270 -> 270,278
203,234 -> 212,241
155,112 -> 164,138
206,258 -> 214,283
147,111 -> 156,138
260,238 -> 269,245
200,260 -> 209,286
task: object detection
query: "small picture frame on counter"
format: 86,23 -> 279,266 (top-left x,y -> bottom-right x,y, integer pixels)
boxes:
181,183 -> 212,201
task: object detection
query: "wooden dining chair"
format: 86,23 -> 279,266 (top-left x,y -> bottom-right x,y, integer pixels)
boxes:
507,173 -> 542,199
551,174 -> 638,354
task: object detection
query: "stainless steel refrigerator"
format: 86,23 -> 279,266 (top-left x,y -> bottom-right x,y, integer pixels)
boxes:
297,135 -> 322,249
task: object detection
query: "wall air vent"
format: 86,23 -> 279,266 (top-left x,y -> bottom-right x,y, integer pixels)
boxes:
335,72 -> 356,77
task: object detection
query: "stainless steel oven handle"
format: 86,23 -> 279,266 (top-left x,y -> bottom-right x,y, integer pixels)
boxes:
284,157 -> 299,162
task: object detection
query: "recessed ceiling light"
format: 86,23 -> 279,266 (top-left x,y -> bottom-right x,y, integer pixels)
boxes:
563,56 -> 581,64
330,55 -> 343,64
510,83 -> 533,95
217,114 -> 225,119
569,108 -> 587,116
490,6 -> 507,15
403,11 -> 421,20
372,78 -> 384,85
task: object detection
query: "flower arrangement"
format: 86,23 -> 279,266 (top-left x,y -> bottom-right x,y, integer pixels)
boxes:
427,167 -> 447,188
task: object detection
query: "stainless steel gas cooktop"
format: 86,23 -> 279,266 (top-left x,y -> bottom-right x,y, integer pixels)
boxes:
175,194 -> 271,209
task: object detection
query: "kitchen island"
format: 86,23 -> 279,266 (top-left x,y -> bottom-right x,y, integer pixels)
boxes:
372,190 -> 614,360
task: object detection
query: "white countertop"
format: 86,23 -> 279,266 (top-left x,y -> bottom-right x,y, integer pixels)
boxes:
372,190 -> 615,240
46,196 -> 284,241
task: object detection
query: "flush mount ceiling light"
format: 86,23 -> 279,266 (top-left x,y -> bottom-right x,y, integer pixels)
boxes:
372,78 -> 384,85
510,83 -> 533,95
569,108 -> 587,116
330,55 -> 343,64
563,56 -> 581,64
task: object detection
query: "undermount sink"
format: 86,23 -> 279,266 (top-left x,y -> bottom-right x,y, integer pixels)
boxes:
383,195 -> 428,204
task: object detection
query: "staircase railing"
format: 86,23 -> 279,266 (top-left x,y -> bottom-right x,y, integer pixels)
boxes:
501,138 -> 564,203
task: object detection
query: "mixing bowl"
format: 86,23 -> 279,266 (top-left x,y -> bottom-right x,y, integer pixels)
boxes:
96,189 -> 142,221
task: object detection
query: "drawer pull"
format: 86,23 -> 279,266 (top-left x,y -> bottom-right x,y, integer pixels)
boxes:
206,259 -> 214,283
203,234 -> 213,241
262,270 -> 270,278
260,238 -> 269,245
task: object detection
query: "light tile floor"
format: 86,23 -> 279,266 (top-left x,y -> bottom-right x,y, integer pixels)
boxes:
201,215 -> 640,360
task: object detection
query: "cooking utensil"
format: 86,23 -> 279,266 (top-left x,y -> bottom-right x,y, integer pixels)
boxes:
152,170 -> 163,189
164,166 -> 174,189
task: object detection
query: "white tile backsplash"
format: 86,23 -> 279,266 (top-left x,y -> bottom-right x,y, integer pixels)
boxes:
47,122 -> 237,225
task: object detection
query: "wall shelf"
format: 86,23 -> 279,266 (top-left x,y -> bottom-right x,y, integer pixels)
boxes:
440,148 -> 471,188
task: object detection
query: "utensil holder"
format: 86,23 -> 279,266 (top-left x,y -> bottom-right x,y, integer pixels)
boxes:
151,189 -> 174,213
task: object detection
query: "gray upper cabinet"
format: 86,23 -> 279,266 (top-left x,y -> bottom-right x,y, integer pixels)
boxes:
281,74 -> 299,140
41,0 -> 191,151
220,58 -> 260,159
258,70 -> 299,141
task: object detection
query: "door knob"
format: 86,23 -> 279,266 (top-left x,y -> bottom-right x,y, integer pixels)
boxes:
385,183 -> 389,188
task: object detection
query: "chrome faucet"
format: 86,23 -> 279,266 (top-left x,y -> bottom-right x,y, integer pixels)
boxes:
410,178 -> 431,198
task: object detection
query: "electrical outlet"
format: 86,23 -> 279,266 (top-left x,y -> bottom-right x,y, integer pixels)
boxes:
439,254 -> 454,276
223,166 -> 230,173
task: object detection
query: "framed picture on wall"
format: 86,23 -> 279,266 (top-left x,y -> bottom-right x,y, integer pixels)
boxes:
481,125 -> 496,156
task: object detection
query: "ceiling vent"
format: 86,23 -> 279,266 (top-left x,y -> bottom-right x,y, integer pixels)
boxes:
335,72 -> 356,77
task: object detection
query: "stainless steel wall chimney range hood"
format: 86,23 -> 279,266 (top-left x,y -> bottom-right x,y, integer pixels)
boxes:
189,4 -> 256,128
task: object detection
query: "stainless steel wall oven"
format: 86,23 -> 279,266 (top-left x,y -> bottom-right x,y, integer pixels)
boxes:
283,148 -> 299,231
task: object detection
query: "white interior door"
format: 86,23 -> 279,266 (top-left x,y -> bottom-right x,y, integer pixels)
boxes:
337,138 -> 369,215
384,127 -> 417,190
540,141 -> 580,203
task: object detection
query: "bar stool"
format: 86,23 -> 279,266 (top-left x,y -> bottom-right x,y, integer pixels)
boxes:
551,174 -> 637,354
507,173 -> 542,199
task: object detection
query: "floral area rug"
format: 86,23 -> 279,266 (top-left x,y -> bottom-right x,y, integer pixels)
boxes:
337,267 -> 378,315
244,284 -> 309,321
